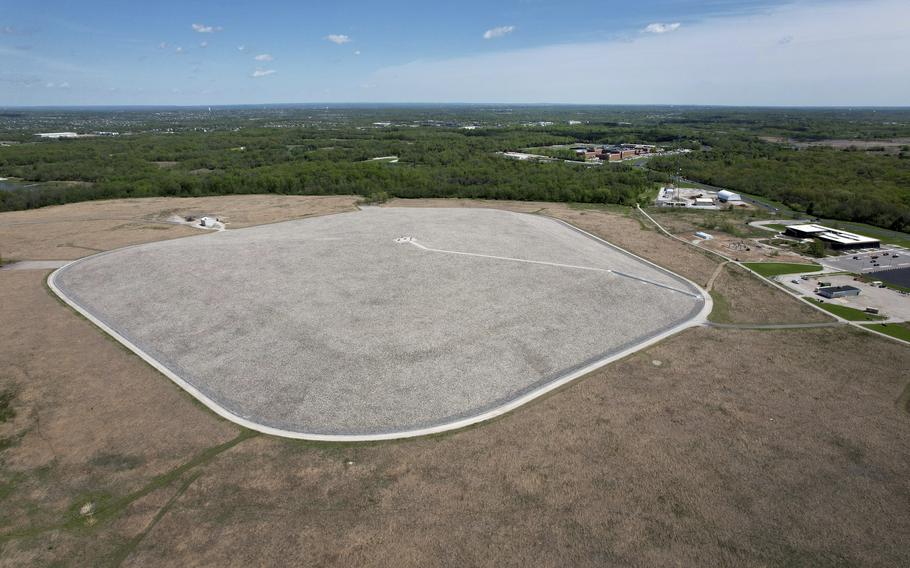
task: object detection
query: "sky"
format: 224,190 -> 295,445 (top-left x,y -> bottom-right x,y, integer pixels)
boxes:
1,0 -> 908,106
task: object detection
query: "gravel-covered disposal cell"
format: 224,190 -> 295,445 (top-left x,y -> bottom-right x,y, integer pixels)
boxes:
52,207 -> 707,438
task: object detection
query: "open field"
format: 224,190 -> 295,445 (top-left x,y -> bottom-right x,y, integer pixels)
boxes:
2,266 -> 909,566
0,195 -> 360,260
708,264 -> 833,325
52,207 -> 706,437
760,136 -> 910,155
1,196 -> 909,566
645,208 -> 769,239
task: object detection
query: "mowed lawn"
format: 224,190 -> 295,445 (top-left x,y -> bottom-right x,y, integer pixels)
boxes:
805,298 -> 887,321
743,261 -> 823,278
863,322 -> 910,342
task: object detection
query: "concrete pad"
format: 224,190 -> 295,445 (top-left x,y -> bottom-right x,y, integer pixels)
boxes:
50,207 -> 710,440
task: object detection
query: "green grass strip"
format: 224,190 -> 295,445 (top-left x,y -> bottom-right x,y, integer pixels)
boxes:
861,322 -> 910,342
743,262 -> 823,278
804,298 -> 887,321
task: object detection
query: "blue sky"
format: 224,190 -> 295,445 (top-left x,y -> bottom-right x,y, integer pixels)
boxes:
1,0 -> 908,106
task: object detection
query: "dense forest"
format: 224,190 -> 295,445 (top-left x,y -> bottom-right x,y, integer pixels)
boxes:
649,136 -> 910,232
1,105 -> 909,232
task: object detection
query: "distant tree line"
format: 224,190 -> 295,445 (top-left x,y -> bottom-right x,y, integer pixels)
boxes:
2,106 -> 910,235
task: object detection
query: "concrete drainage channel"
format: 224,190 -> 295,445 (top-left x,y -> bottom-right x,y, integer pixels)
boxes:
49,207 -> 711,441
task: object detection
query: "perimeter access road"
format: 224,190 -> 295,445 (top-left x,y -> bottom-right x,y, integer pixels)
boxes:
635,205 -> 910,346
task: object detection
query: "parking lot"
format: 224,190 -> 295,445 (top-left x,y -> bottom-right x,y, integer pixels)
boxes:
821,247 -> 909,274
778,273 -> 910,321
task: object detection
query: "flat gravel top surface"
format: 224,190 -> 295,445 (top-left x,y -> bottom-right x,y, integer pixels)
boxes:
55,207 -> 704,436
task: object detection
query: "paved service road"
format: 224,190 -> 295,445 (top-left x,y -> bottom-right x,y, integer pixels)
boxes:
51,207 -> 708,440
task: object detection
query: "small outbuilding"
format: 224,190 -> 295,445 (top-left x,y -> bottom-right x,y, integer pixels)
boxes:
817,285 -> 861,299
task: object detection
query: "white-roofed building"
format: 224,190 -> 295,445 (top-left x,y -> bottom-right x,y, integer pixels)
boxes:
784,224 -> 880,250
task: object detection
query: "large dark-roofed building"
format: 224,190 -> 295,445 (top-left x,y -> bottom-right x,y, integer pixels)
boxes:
784,224 -> 880,250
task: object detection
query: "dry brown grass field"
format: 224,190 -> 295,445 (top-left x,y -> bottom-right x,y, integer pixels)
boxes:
1,196 -> 908,567
0,195 -> 359,260
708,264 -> 833,325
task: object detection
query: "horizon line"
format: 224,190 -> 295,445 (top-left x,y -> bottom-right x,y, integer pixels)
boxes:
3,102 -> 910,111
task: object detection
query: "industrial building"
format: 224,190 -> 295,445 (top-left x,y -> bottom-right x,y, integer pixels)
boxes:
35,132 -> 80,139
784,224 -> 880,250
655,186 -> 718,209
717,190 -> 742,202
817,285 -> 861,299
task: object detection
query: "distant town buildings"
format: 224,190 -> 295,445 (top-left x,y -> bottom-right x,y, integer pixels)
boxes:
571,143 -> 661,162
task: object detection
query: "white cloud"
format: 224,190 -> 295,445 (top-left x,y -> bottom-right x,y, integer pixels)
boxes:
364,0 -> 910,106
254,53 -> 273,61
326,34 -> 351,44
251,68 -> 276,78
191,23 -> 222,33
59,81 -> 70,88
237,45 -> 247,52
158,42 -> 168,49
483,25 -> 515,40
354,50 -> 361,56
175,46 -> 184,54
199,40 -> 209,48
644,22 -> 681,34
